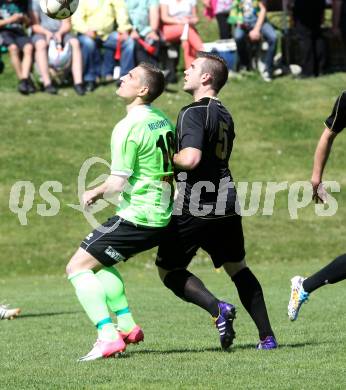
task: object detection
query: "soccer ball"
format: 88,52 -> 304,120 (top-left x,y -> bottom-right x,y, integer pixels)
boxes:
40,0 -> 79,20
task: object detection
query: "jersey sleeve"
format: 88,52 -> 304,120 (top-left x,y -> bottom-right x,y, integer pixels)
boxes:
179,107 -> 206,150
325,92 -> 346,134
110,122 -> 139,177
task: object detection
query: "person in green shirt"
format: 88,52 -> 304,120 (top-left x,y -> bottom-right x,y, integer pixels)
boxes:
66,62 -> 175,362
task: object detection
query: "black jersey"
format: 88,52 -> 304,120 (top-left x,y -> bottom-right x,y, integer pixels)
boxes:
175,97 -> 237,218
325,91 -> 346,134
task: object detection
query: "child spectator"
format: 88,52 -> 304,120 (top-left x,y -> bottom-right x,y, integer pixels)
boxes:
160,0 -> 203,69
30,0 -> 85,95
0,0 -> 34,94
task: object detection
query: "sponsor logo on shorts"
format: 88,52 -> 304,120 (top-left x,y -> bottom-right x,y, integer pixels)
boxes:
104,246 -> 125,262
85,233 -> 94,240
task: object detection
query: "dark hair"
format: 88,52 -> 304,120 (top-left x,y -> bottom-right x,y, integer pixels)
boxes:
196,51 -> 228,93
138,62 -> 165,103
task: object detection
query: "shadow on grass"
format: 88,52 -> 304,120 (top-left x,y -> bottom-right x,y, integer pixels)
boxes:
126,347 -> 231,355
18,310 -> 82,319
126,340 -> 323,356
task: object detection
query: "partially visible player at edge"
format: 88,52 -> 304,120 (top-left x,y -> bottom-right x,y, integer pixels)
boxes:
156,52 -> 277,350
66,63 -> 175,361
0,303 -> 20,320
288,91 -> 346,321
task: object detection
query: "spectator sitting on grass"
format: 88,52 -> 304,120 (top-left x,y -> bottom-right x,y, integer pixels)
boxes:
29,0 -> 85,95
160,0 -> 203,70
0,0 -> 35,94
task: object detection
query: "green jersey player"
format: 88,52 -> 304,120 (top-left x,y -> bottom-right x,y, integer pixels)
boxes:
66,63 -> 175,361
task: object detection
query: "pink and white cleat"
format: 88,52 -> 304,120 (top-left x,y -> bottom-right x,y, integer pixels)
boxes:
119,325 -> 144,345
0,304 -> 21,320
78,337 -> 126,362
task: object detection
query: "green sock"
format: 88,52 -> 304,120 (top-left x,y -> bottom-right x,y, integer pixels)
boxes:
69,270 -> 118,340
96,267 -> 136,332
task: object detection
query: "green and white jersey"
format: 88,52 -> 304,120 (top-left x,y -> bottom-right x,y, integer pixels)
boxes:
111,105 -> 175,227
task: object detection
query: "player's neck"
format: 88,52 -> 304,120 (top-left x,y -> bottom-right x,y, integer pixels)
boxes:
126,98 -> 148,112
193,89 -> 217,102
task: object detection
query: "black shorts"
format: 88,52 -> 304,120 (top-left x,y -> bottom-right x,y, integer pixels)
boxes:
0,30 -> 31,49
80,216 -> 165,267
156,214 -> 245,270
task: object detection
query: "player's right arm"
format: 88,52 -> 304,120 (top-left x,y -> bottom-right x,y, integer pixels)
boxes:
311,92 -> 346,203
173,148 -> 201,170
174,107 -> 205,170
311,128 -> 337,203
83,175 -> 127,207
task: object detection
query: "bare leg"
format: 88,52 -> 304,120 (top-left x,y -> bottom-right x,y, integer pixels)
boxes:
35,39 -> 51,86
69,37 -> 83,85
21,43 -> 33,79
8,44 -> 22,79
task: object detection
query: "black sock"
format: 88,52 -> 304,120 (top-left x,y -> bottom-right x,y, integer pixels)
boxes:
232,267 -> 274,340
303,253 -> 346,293
163,269 -> 220,317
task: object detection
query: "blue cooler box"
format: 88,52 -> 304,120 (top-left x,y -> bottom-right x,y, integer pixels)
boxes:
203,39 -> 237,70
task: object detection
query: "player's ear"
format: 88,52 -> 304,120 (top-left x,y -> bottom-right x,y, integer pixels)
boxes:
201,72 -> 212,84
138,85 -> 149,99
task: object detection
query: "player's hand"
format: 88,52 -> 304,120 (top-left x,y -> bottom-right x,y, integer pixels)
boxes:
10,13 -> 23,23
249,28 -> 261,41
179,17 -> 190,25
203,0 -> 211,7
119,31 -> 129,41
54,32 -> 63,44
83,189 -> 100,208
188,16 -> 199,25
311,180 -> 327,204
45,31 -> 54,43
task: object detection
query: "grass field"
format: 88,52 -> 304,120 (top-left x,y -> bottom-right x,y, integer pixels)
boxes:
1,261 -> 346,389
1,13 -> 346,389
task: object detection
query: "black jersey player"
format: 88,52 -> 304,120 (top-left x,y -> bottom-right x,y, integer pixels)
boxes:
288,91 -> 346,321
156,51 -> 277,350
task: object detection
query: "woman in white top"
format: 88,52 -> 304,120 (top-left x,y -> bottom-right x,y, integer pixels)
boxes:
160,0 -> 203,69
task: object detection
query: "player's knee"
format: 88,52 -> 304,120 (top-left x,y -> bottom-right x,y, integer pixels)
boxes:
223,259 -> 247,278
36,40 -> 47,51
66,251 -> 83,275
163,269 -> 193,299
69,38 -> 79,48
23,43 -> 33,54
157,266 -> 168,282
66,258 -> 76,276
8,44 -> 18,54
